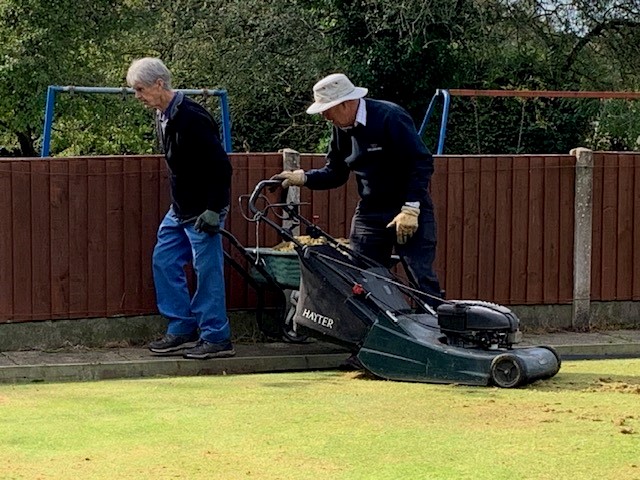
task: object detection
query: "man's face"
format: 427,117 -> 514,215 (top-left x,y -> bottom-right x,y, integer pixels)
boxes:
320,100 -> 358,128
132,79 -> 165,110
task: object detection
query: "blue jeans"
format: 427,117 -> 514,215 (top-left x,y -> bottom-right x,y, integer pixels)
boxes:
349,206 -> 442,305
153,207 -> 230,343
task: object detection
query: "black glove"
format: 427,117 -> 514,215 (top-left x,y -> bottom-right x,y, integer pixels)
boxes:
194,210 -> 221,235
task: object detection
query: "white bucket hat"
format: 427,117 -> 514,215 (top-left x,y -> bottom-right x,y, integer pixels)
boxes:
306,73 -> 368,114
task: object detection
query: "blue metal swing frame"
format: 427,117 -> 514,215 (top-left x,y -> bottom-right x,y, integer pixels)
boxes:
41,85 -> 232,157
418,88 -> 451,155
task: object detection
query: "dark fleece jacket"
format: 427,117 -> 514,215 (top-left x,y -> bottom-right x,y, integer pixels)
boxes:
304,98 -> 433,213
161,95 -> 232,219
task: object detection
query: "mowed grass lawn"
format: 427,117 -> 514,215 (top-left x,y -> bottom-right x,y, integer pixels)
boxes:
0,359 -> 639,480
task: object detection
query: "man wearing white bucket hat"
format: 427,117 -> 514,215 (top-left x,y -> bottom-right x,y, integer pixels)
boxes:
275,73 -> 442,305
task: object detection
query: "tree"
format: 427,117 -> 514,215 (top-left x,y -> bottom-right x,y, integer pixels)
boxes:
146,0 -> 339,152
2,0 -> 639,156
316,0 -> 640,153
0,0 -> 152,156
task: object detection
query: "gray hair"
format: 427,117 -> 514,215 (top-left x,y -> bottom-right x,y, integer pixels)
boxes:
126,57 -> 172,90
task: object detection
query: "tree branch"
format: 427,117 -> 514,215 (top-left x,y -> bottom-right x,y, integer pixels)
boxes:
564,19 -> 639,72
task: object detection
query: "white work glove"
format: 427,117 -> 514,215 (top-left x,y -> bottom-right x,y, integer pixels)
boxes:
386,205 -> 420,244
273,169 -> 306,188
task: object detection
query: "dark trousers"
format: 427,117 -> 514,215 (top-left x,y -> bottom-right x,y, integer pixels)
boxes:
349,207 -> 442,306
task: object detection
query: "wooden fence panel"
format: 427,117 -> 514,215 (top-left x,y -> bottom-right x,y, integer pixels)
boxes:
477,157 -> 497,301
591,153 -> 604,299
123,160 -> 143,312
139,156 -> 164,312
430,157 -> 447,296
510,156 -> 530,303
0,162 -> 13,318
439,157 -> 463,299
86,158 -> 107,318
68,159 -> 89,317
616,153 -> 634,299
12,162 -> 32,319
493,157 -> 513,304
225,154 -> 251,309
2,151 -> 636,324
433,154 -> 575,305
600,154 -> 619,300
50,160 -> 70,319
558,159 -> 575,302
634,154 -> 640,301
105,159 -> 124,313
591,152 -> 640,301
461,157 -> 481,298
526,156 -> 545,302
31,161 -> 51,320
542,155 -> 560,303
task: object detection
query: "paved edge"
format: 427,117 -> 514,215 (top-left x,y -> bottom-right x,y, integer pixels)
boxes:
552,342 -> 640,358
0,353 -> 351,384
2,343 -> 640,384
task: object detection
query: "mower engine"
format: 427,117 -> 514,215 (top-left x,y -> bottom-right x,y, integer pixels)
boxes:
436,301 -> 522,350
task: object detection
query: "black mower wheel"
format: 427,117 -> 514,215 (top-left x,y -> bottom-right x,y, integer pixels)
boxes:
490,354 -> 526,388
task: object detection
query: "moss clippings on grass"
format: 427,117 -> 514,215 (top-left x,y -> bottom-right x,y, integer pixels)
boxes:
0,360 -> 639,479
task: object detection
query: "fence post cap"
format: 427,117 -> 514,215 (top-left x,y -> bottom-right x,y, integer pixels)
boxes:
279,148 -> 300,154
570,147 -> 592,156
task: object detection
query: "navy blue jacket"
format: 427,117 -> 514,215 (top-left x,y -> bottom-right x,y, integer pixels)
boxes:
304,99 -> 434,213
161,95 -> 232,219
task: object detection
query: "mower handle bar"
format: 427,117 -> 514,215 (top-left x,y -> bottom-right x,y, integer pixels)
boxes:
248,179 -> 283,215
245,179 -> 445,310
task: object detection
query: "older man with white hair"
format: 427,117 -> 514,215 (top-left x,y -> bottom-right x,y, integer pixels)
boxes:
126,57 -> 234,360
275,73 -> 442,307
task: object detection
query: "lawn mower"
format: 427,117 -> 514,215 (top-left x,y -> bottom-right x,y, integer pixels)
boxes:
244,179 -> 561,388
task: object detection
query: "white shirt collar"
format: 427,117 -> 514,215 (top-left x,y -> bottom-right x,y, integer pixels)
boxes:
354,98 -> 367,127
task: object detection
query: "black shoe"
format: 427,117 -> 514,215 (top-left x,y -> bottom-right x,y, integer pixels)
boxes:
183,340 -> 236,360
339,354 -> 364,371
148,333 -> 198,354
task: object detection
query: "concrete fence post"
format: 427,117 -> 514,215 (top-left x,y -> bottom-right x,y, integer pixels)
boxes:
281,148 -> 300,236
570,147 -> 594,331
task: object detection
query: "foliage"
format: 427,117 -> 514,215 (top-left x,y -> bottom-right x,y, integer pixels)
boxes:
589,99 -> 640,150
51,95 -> 156,156
126,0 -> 338,153
1,0 -> 640,156
0,0 -> 152,156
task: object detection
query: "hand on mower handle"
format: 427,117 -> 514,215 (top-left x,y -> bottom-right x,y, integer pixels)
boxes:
273,169 -> 306,188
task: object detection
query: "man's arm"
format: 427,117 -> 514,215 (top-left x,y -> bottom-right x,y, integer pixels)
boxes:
303,127 -> 352,190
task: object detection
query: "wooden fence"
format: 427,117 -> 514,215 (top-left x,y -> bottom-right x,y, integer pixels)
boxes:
0,151 -> 638,323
